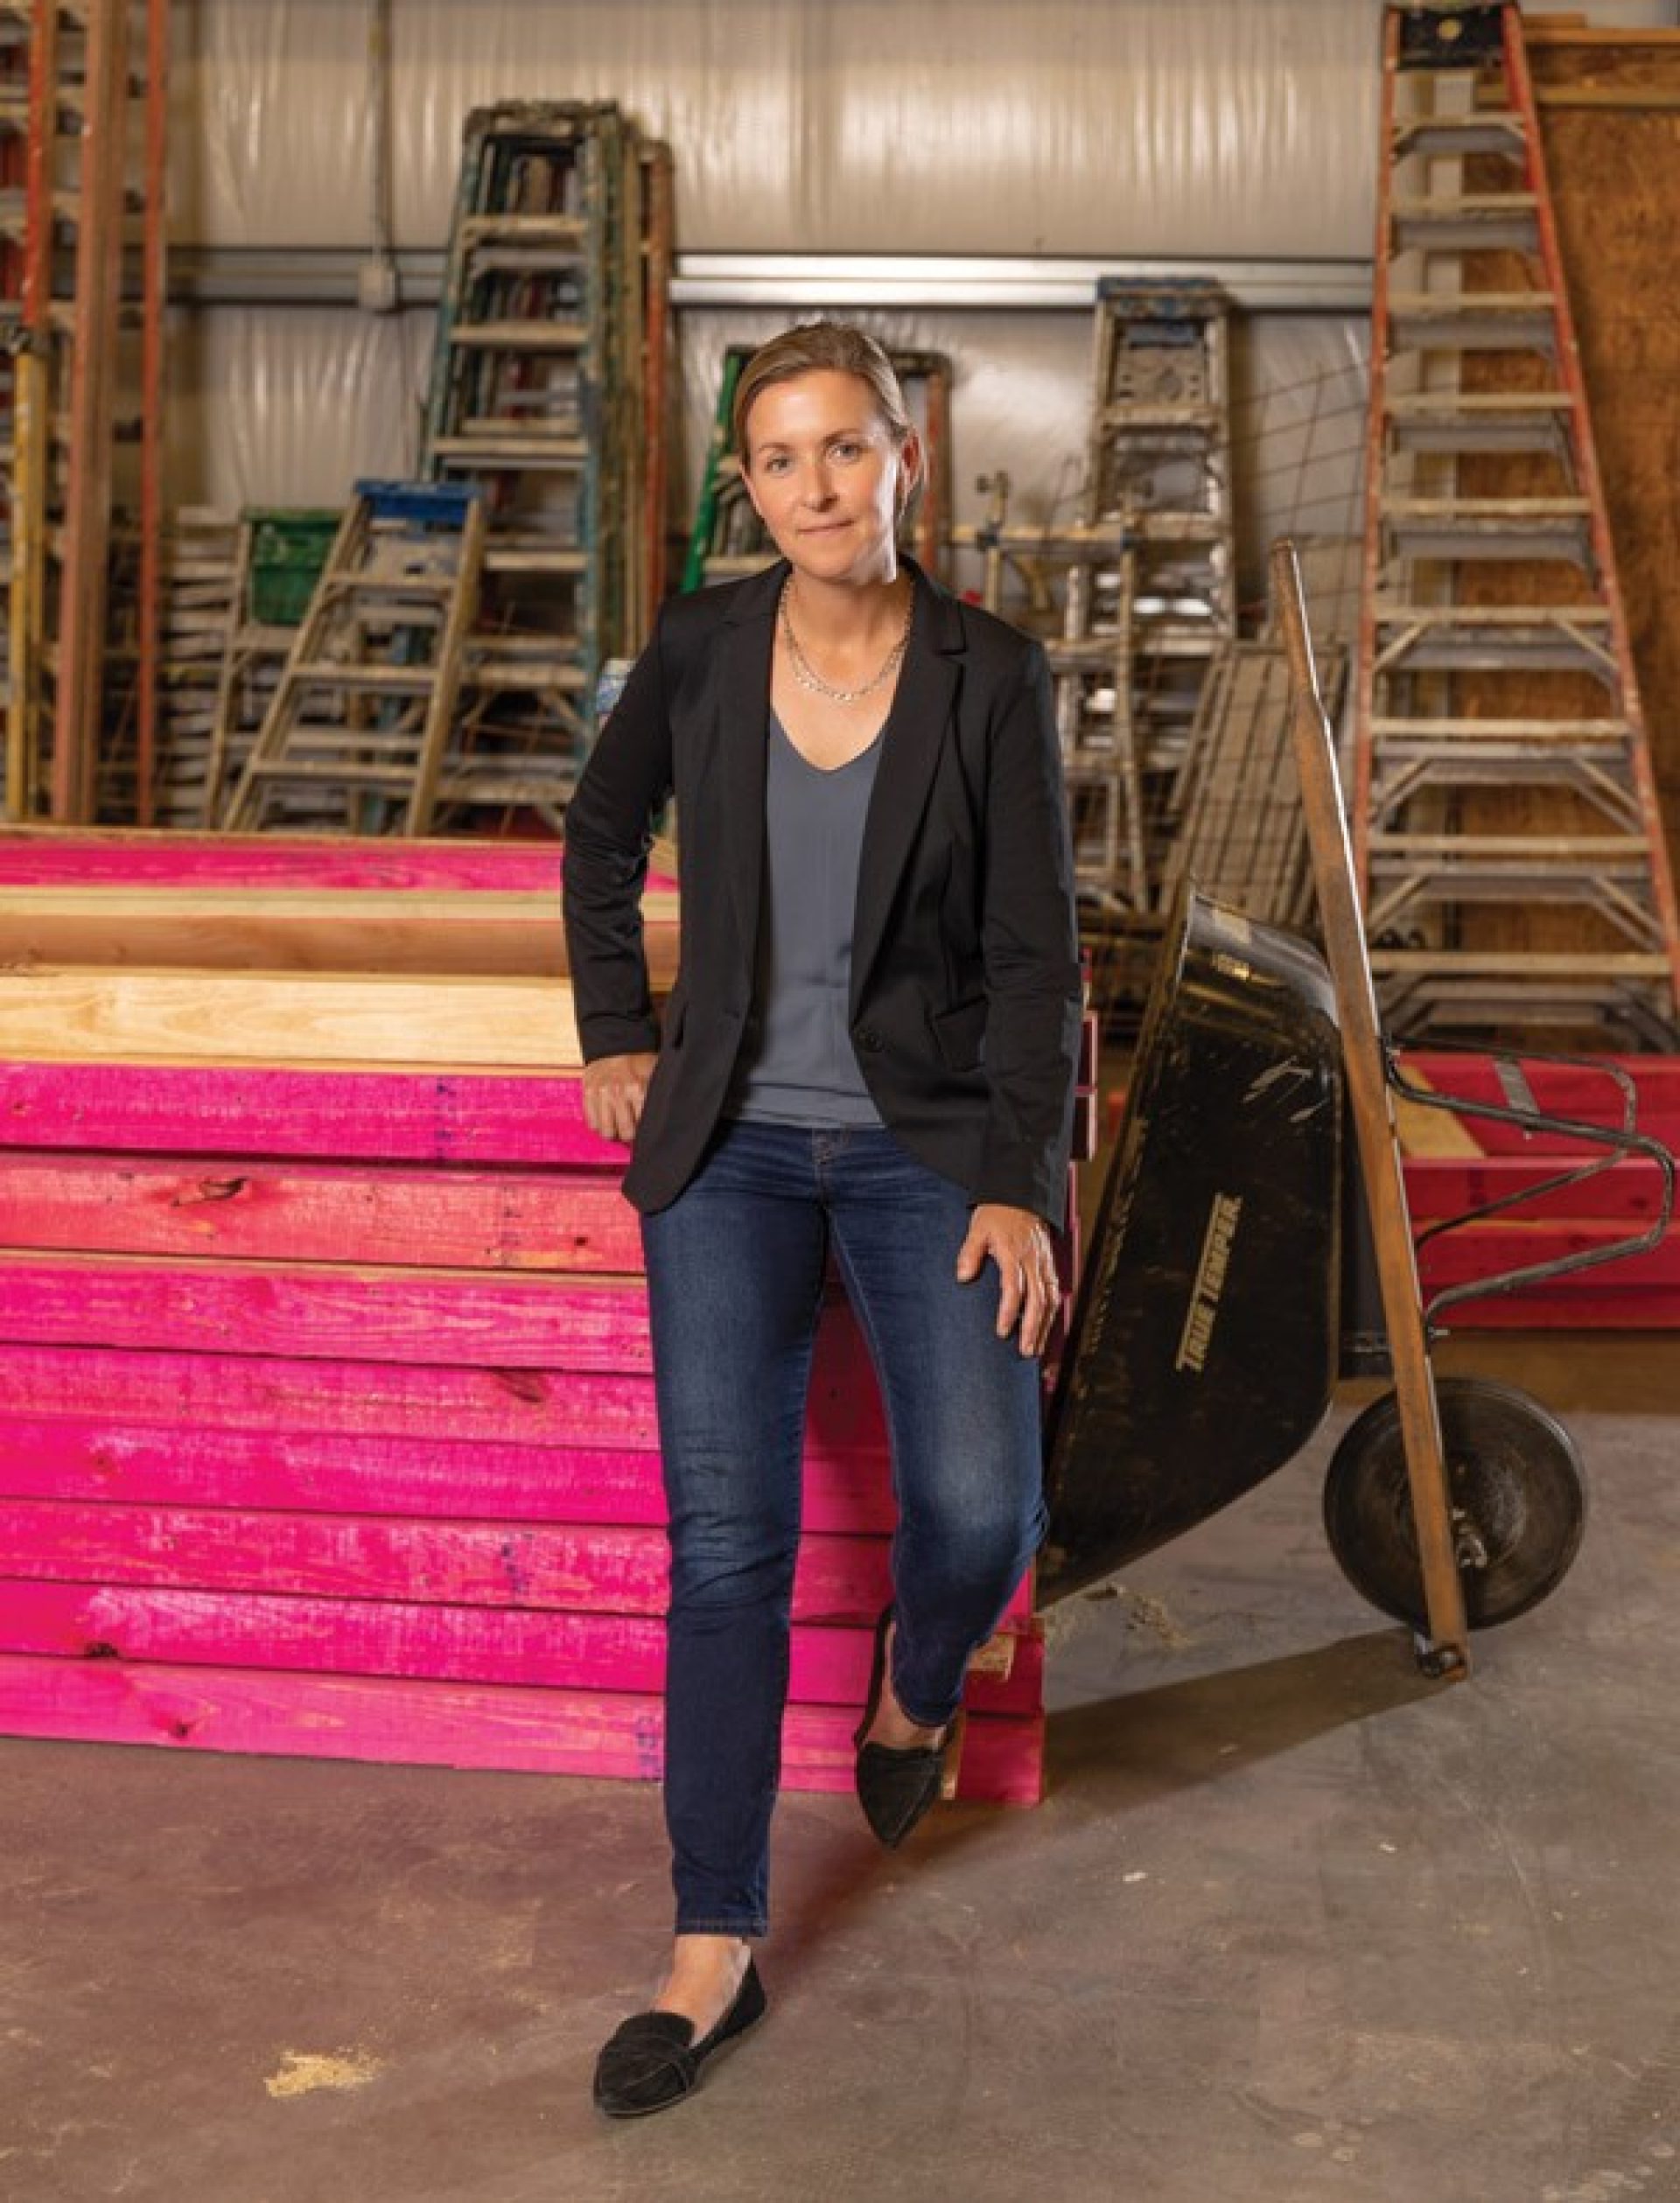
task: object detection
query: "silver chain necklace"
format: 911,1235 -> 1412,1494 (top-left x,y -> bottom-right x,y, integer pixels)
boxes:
779,581 -> 913,705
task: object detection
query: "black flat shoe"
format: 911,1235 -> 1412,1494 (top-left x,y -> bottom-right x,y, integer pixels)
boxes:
592,1959 -> 766,2120
853,1605 -> 950,1850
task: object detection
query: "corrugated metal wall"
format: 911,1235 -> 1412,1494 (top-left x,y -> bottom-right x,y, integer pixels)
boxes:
160,0 -> 1668,581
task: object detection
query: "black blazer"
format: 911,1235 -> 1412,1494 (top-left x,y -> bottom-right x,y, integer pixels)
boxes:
562,558 -> 1083,1224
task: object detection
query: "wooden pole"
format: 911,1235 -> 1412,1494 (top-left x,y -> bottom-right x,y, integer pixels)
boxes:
1271,536 -> 1471,1677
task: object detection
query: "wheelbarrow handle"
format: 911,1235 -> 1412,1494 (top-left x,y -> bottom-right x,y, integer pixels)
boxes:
1270,538 -> 1471,1677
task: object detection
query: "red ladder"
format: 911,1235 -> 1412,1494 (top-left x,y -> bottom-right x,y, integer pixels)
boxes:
1353,1 -> 1680,1044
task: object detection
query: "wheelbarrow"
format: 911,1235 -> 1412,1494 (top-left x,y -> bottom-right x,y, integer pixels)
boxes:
1039,541 -> 1676,1678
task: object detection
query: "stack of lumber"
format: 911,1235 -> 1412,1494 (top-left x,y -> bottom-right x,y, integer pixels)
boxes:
0,832 -> 1047,1801
1398,1054 -> 1677,1328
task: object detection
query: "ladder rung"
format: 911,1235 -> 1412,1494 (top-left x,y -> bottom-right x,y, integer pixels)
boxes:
1375,605 -> 1610,627
1382,498 -> 1589,521
1096,404 -> 1222,433
286,663 -> 442,692
1388,292 -> 1556,351
244,761 -> 420,788
1368,835 -> 1653,861
1392,115 -> 1527,160
460,213 -> 590,246
1391,201 -> 1538,254
430,434 -> 588,465
446,320 -> 592,353
1390,192 -> 1539,218
482,545 -> 587,577
1370,717 -> 1631,745
1371,951 -> 1671,977
1385,392 -> 1573,455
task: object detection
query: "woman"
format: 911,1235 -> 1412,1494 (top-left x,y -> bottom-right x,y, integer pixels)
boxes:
564,323 -> 1082,2118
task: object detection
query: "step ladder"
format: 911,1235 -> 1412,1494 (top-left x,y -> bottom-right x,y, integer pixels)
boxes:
1086,277 -> 1236,804
1,0 -> 168,826
681,342 -> 956,592
144,507 -> 243,826
953,471 -> 1147,917
421,100 -> 670,823
1354,0 -> 1680,1042
221,481 -> 486,837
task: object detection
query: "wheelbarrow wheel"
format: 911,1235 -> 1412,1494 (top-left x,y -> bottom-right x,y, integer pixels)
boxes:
1323,1376 -> 1587,1631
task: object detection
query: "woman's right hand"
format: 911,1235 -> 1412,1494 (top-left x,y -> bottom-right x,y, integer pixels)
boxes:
582,1053 -> 658,1143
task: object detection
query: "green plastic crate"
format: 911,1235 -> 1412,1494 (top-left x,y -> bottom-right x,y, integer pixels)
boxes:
245,507 -> 341,626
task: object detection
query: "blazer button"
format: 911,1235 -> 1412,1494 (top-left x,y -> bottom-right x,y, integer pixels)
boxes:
855,1025 -> 883,1053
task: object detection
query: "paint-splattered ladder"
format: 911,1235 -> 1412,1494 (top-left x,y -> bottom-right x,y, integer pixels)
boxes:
1354,1 -> 1680,1041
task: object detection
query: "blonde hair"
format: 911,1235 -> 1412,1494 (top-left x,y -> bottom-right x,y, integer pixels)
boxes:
732,322 -> 918,486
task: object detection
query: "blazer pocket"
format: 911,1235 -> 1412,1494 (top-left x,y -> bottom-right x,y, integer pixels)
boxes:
931,997 -> 987,1073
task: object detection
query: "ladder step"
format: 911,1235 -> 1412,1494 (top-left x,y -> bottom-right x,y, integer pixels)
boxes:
1392,115 -> 1527,160
1391,200 -> 1538,253
1382,497 -> 1590,521
1370,717 -> 1632,745
1386,392 -> 1573,454
1390,192 -> 1539,218
244,762 -> 422,789
1380,498 -> 1591,563
287,663 -> 443,693
430,434 -> 588,466
481,542 -> 587,577
1371,951 -> 1671,978
460,213 -> 590,246
1369,834 -> 1654,862
1374,605 -> 1610,626
445,319 -> 592,353
1388,292 -> 1556,352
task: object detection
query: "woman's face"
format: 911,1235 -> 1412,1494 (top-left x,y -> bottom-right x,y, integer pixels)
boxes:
739,369 -> 918,586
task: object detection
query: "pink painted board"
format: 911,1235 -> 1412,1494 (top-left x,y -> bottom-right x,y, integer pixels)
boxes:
1,1496 -> 892,1619
0,829 -> 676,896
1415,1221 -> 1680,1294
0,1340 -> 892,1457
0,1062 -> 617,1165
0,1259 -> 899,1395
0,1152 -> 642,1271
0,1254 -> 663,1371
0,1413 -> 894,1534
1406,1287 -> 1680,1328
0,1652 -> 1043,1804
1404,1153 -> 1670,1226
0,1583 -> 1044,1716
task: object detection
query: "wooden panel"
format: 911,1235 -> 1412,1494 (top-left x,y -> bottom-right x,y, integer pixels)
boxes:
0,968 -> 584,1069
1405,1153 -> 1670,1225
0,829 -> 676,896
0,1497 -> 890,1619
0,885 -> 678,982
0,1254 -> 662,1369
0,1153 -> 644,1271
0,1654 -> 1044,1805
0,1413 -> 892,1532
0,1061 -> 620,1164
0,1584 -> 1045,1716
0,829 -> 568,891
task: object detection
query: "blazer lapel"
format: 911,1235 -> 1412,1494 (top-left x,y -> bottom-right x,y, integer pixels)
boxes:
716,563 -> 782,969
850,569 -> 962,1008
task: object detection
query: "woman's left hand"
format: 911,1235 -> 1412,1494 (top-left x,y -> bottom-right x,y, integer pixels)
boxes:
956,1203 -> 1061,1358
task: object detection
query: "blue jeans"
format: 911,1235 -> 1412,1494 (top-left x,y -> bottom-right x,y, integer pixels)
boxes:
640,1118 -> 1047,1938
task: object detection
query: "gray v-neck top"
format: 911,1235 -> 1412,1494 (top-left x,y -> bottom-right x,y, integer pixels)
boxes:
726,711 -> 886,1128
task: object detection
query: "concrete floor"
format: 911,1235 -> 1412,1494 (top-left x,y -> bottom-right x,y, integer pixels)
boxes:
4,1332 -> 1679,2203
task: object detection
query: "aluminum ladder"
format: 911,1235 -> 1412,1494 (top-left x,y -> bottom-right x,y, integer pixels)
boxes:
221,481 -> 486,837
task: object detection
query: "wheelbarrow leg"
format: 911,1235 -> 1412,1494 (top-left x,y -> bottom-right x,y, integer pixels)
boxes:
1270,538 -> 1470,1679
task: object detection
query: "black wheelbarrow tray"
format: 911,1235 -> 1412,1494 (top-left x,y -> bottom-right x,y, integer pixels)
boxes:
1039,542 -> 1676,1680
